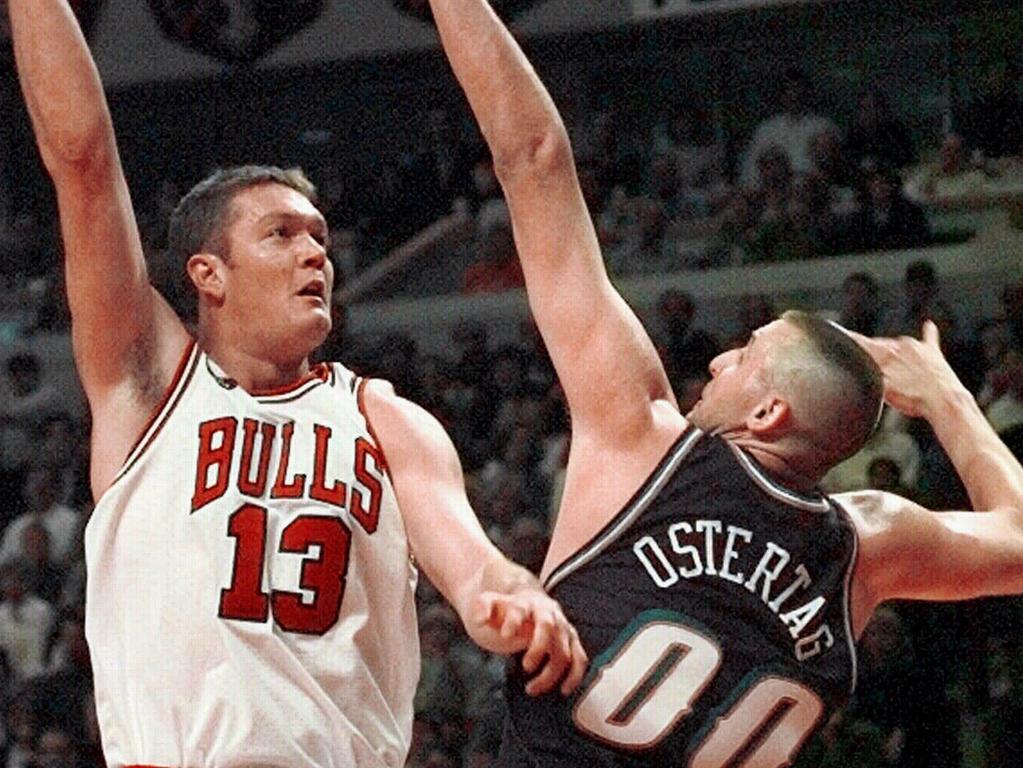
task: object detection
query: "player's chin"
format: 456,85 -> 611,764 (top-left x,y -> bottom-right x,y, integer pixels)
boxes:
298,310 -> 332,348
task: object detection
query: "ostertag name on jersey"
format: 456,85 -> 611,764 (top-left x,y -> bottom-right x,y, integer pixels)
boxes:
633,519 -> 835,661
190,416 -> 386,532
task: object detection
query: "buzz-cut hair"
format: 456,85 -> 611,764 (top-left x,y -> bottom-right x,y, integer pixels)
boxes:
166,165 -> 318,320
778,310 -> 885,466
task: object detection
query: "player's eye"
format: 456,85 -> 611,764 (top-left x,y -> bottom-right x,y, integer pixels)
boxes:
268,226 -> 288,239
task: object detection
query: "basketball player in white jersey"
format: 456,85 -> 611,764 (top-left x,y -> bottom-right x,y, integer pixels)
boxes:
428,1 -> 1023,765
8,2 -> 586,767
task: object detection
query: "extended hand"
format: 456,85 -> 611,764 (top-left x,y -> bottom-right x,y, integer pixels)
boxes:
472,589 -> 588,696
849,321 -> 965,419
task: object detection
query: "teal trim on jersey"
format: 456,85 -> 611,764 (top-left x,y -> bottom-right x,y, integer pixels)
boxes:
686,664 -> 826,761
575,608 -> 718,698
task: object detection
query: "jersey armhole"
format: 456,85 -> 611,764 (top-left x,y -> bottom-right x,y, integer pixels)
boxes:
356,376 -> 393,480
110,340 -> 200,486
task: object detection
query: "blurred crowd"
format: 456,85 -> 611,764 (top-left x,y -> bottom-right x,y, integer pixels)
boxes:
2,256 -> 1023,767
2,53 -> 1022,299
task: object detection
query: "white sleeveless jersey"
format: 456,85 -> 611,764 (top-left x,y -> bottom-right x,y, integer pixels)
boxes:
85,342 -> 419,768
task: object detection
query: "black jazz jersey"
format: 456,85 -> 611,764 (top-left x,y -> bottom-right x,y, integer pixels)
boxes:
500,426 -> 858,768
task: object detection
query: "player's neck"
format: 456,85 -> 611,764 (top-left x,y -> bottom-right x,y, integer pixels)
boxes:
728,437 -> 822,493
199,331 -> 311,394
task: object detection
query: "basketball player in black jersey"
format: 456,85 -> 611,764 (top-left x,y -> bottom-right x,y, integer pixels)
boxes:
428,1 -> 1023,765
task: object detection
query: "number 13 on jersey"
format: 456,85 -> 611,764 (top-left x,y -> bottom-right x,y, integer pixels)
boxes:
573,611 -> 824,767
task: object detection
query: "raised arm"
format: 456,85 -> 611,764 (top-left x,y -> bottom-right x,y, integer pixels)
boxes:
9,0 -> 189,489
361,381 -> 586,695
427,0 -> 676,440
842,322 -> 1023,619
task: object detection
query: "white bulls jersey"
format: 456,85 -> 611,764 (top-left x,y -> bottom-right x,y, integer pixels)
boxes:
84,342 -> 419,768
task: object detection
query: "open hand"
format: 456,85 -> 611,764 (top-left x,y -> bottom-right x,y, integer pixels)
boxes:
472,589 -> 588,696
848,321 -> 965,419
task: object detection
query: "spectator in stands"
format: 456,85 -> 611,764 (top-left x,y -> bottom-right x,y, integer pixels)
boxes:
2,700 -> 38,768
1,351 -> 62,428
655,289 -> 720,382
740,68 -> 839,187
0,413 -> 30,528
1004,282 -> 1023,349
839,272 -> 885,336
572,108 -> 645,195
821,407 -> 922,494
976,317 -> 1023,438
844,88 -> 915,176
0,465 -> 80,567
808,126 -> 860,192
404,107 -> 476,223
650,106 -> 726,195
955,60 -> 1023,159
882,260 -> 955,339
461,221 -> 524,293
19,522 -> 65,607
24,608 -> 95,750
902,132 -> 992,206
733,293 -> 776,343
849,166 -> 930,252
414,603 -> 467,732
0,560 -> 54,681
723,145 -> 813,262
605,197 -> 676,275
867,456 -> 916,498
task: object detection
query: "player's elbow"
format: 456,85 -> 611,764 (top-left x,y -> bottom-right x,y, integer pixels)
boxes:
493,123 -> 574,184
42,121 -> 116,180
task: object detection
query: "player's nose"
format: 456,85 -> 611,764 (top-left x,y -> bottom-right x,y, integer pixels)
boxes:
298,236 -> 327,269
708,349 -> 732,377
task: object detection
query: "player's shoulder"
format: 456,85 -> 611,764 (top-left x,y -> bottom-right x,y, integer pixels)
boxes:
832,489 -> 927,541
360,381 -> 457,469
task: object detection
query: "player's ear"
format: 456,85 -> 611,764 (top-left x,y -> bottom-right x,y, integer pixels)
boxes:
747,395 -> 789,437
187,253 -> 226,305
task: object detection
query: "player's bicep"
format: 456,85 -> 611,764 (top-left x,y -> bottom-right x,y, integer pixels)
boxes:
362,384 -> 500,614
502,162 -> 675,431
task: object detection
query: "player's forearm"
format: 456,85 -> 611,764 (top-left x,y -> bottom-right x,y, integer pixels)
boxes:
9,0 -> 116,171
428,0 -> 570,178
926,385 -> 1023,514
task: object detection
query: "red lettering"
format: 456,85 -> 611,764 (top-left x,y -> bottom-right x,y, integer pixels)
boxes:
271,422 -> 306,499
237,419 -> 276,498
310,424 -> 347,509
218,504 -> 270,622
192,417 -> 238,511
351,437 -> 385,534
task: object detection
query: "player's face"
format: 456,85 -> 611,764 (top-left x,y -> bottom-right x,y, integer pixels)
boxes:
687,319 -> 792,433
219,183 -> 334,356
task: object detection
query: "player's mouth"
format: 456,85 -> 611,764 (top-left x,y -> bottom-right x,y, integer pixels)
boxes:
297,278 -> 327,304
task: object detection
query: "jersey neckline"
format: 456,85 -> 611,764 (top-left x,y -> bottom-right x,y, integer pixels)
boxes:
727,442 -> 830,513
202,352 -> 333,401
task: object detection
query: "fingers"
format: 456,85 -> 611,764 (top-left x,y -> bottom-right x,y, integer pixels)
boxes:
525,614 -> 588,697
921,319 -> 941,348
498,601 -> 529,642
522,611 -> 582,697
479,591 -> 588,696
561,626 -> 588,695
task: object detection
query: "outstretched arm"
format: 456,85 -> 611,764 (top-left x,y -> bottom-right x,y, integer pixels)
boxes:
843,322 -> 1023,614
362,381 -> 587,696
9,0 -> 189,491
427,0 -> 676,442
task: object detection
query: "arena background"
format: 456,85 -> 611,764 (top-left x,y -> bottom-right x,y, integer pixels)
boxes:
1,0 -> 1022,766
